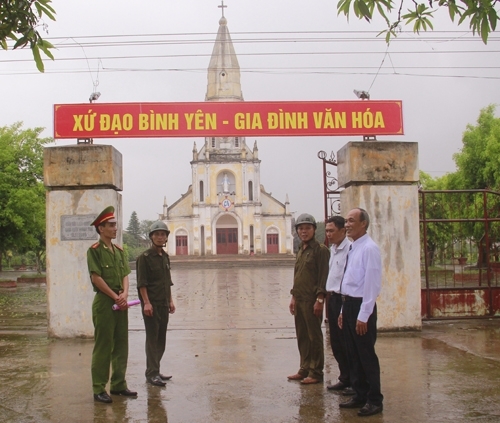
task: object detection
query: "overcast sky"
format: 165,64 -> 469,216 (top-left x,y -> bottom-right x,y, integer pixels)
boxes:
1,0 -> 499,223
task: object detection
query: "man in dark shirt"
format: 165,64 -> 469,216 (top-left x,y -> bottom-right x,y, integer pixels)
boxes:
288,213 -> 330,385
136,221 -> 176,387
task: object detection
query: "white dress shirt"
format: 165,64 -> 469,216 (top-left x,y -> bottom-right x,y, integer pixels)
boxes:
325,236 -> 351,293
340,233 -> 381,322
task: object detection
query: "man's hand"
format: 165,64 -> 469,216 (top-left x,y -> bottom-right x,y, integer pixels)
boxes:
143,303 -> 153,317
313,300 -> 323,318
169,299 -> 176,314
356,320 -> 368,335
338,313 -> 343,329
289,296 -> 296,315
115,292 -> 128,310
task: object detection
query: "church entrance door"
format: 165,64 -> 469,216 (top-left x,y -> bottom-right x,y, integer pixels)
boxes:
267,233 -> 279,254
176,235 -> 188,255
216,228 -> 238,254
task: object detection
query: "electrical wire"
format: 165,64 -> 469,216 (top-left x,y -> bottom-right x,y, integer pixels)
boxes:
1,30 -> 497,80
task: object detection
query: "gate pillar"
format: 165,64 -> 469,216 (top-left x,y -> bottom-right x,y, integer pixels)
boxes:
44,145 -> 124,338
338,141 -> 421,330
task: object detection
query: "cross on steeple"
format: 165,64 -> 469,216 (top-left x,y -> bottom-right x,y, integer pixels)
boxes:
218,0 -> 227,17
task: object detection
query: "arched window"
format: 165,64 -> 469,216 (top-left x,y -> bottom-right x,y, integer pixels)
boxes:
248,181 -> 253,201
199,181 -> 204,202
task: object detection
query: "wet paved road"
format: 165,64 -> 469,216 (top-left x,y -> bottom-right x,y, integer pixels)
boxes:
1,266 -> 500,422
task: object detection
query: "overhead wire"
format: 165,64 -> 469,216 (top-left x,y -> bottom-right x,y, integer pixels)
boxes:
2,50 -> 499,64
0,30 -> 498,79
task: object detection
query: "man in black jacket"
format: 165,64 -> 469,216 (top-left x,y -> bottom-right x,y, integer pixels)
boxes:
136,221 -> 176,387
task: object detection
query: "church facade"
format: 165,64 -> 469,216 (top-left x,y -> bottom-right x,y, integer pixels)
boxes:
160,14 -> 293,256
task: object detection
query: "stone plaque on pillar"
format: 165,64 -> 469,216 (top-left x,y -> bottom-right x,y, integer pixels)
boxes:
338,141 -> 421,331
44,145 -> 124,338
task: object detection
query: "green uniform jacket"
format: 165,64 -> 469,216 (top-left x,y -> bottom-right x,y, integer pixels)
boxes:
291,238 -> 330,301
136,247 -> 173,305
87,240 -> 131,292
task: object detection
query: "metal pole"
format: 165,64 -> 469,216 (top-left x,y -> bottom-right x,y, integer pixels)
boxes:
421,190 -> 432,319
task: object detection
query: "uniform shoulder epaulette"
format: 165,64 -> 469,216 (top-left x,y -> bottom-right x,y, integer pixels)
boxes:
91,242 -> 100,249
114,244 -> 124,251
143,251 -> 150,256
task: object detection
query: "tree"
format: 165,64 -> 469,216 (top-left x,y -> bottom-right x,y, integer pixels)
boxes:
0,0 -> 56,72
420,107 -> 500,266
125,211 -> 142,248
127,211 -> 141,238
451,106 -> 500,263
337,0 -> 499,43
419,170 -> 451,266
123,214 -> 155,260
0,122 -> 50,271
452,104 -> 500,190
139,219 -> 155,242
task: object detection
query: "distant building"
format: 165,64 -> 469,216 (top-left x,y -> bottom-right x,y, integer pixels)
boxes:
160,13 -> 292,256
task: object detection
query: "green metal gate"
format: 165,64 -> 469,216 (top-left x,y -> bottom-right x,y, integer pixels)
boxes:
420,189 -> 500,319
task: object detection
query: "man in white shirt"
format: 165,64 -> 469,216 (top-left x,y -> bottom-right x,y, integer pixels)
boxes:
324,216 -> 352,392
338,208 -> 383,417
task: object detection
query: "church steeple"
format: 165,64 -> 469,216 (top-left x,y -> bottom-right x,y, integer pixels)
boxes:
205,7 -> 243,102
197,4 -> 251,159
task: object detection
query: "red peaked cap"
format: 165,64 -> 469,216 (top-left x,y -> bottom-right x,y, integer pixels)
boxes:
90,206 -> 117,227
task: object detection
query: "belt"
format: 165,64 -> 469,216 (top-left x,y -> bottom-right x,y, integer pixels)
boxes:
341,295 -> 362,302
327,291 -> 341,296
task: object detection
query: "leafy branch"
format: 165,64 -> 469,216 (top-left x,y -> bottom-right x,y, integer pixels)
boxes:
0,0 -> 56,72
337,0 -> 499,43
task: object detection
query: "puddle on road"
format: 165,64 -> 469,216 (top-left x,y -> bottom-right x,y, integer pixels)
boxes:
1,272 -> 500,422
0,284 -> 47,334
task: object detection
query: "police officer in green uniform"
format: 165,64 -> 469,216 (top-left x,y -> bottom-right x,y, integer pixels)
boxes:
136,221 -> 176,387
87,206 -> 137,403
288,213 -> 330,385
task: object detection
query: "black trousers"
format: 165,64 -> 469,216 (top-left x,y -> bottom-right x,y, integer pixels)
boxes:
342,299 -> 383,406
327,293 -> 350,385
142,303 -> 169,379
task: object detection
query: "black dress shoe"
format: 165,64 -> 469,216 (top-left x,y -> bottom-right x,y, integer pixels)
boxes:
339,398 -> 366,409
327,381 -> 348,390
342,387 -> 356,396
358,403 -> 383,417
159,374 -> 172,381
147,376 -> 166,387
94,392 -> 113,403
110,388 -> 138,397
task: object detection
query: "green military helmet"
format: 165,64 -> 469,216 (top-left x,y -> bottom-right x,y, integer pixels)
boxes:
149,221 -> 170,238
295,213 -> 317,229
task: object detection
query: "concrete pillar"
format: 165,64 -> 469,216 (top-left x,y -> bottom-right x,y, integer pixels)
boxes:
44,145 -> 123,338
338,141 -> 421,331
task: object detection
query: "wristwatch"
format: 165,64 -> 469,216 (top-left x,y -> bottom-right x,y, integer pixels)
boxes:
316,297 -> 324,304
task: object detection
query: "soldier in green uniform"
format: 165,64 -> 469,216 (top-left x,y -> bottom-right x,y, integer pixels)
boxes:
288,213 -> 330,385
136,221 -> 176,387
87,206 -> 137,403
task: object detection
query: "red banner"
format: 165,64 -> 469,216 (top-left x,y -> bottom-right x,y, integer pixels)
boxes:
53,100 -> 403,139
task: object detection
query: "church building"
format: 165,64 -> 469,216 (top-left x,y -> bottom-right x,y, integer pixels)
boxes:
160,11 -> 293,256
